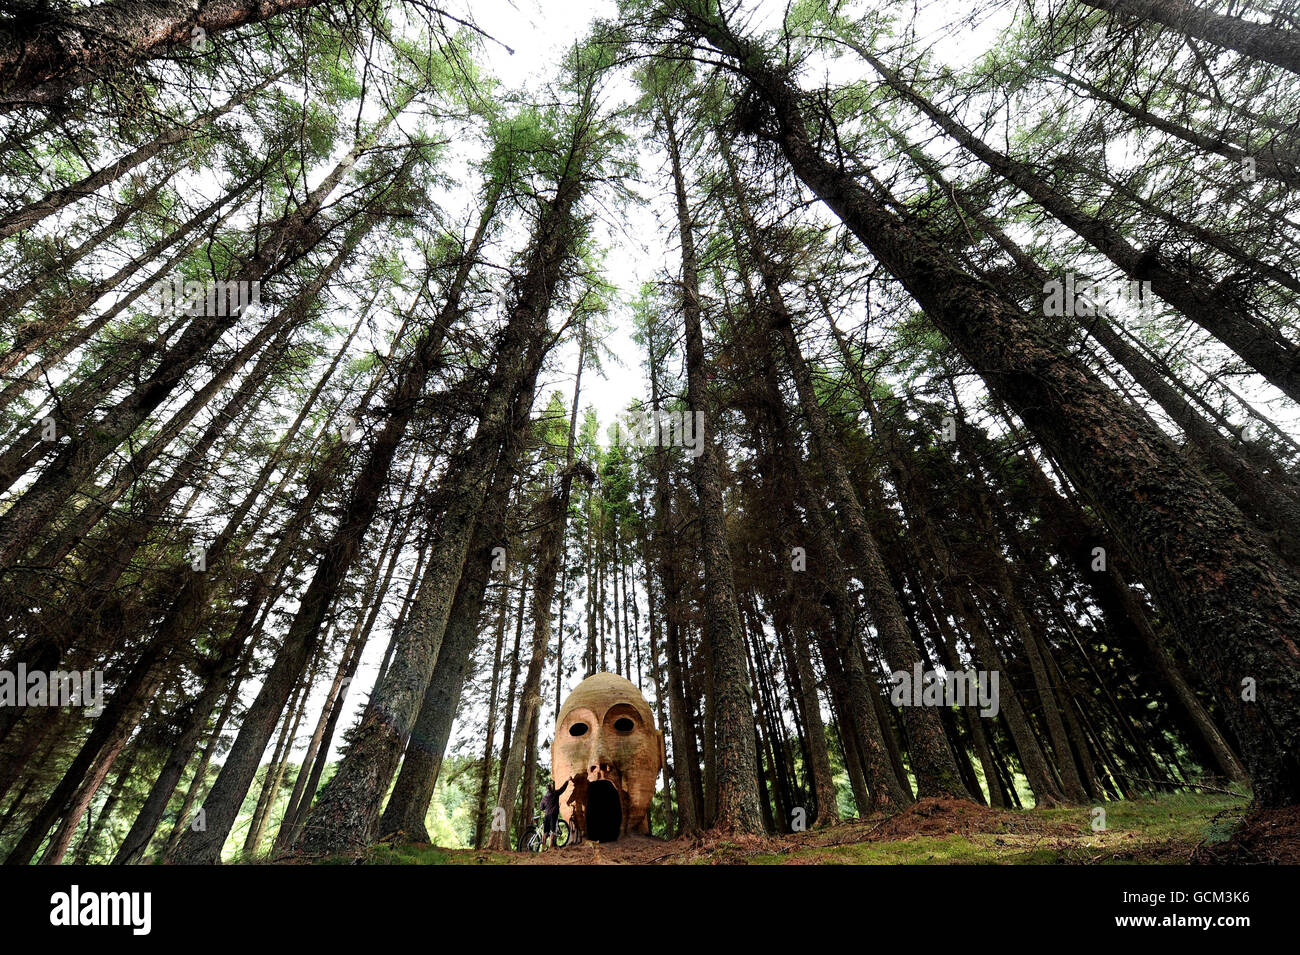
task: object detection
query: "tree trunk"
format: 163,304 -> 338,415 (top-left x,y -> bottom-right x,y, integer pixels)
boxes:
294,166 -> 582,855
685,11 -> 1300,806
0,76 -> 275,239
1080,0 -> 1300,76
764,285 -> 967,799
659,97 -> 765,835
379,387 -> 529,841
0,0 -> 325,107
0,125 -> 379,571
473,561 -> 513,849
856,45 -> 1300,402
487,333 -> 587,849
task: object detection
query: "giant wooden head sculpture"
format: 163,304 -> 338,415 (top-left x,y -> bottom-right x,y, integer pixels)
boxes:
552,673 -> 664,839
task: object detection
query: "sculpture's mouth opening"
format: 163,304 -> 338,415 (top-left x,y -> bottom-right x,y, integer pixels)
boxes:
586,779 -> 622,842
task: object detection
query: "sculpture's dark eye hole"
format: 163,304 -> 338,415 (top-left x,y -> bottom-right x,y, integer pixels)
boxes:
569,722 -> 589,737
614,717 -> 635,733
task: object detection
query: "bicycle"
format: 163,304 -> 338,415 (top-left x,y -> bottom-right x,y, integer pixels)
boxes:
521,813 -> 570,852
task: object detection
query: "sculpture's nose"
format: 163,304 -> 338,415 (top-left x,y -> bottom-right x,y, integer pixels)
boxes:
588,726 -> 614,777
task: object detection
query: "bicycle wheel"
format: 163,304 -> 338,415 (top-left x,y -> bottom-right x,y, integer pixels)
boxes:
524,830 -> 543,853
555,819 -> 570,848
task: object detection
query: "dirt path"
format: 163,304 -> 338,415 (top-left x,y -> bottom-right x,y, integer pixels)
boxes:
510,833 -> 685,864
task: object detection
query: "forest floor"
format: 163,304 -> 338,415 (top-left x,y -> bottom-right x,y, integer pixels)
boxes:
346,792 -> 1294,865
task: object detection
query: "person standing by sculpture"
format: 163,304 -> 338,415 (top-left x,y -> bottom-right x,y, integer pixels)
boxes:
540,777 -> 571,850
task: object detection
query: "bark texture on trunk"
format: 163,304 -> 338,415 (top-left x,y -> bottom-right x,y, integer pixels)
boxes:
1081,0 -> 1300,76
0,0 -> 323,106
660,100 -> 766,834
